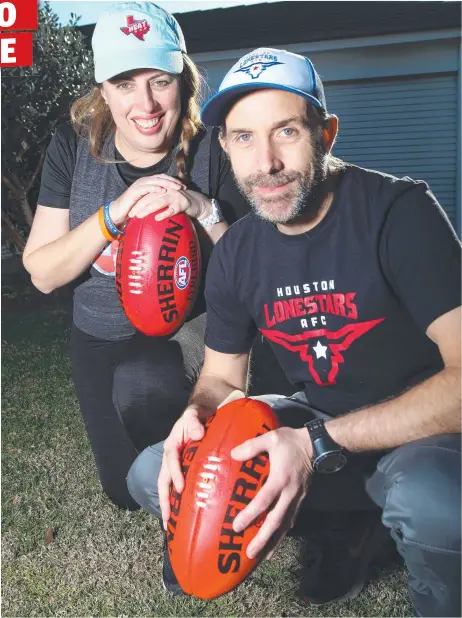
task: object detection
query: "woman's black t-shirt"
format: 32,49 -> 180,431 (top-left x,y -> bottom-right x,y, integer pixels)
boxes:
37,123 -> 250,340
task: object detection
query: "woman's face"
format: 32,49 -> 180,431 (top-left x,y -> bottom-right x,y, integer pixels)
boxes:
101,68 -> 182,162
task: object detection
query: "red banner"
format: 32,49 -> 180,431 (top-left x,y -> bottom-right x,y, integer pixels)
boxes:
0,32 -> 33,67
0,0 -> 38,31
0,0 -> 37,68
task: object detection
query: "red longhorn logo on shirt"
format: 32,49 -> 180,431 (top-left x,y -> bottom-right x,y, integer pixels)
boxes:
261,319 -> 385,386
120,15 -> 150,41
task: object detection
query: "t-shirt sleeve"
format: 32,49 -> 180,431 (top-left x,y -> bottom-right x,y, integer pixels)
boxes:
37,124 -> 77,208
380,183 -> 461,332
205,235 -> 257,353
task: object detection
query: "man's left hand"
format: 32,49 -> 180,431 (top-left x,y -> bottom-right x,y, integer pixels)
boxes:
231,426 -> 313,560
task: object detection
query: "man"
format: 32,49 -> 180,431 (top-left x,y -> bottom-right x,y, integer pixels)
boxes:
128,48 -> 461,616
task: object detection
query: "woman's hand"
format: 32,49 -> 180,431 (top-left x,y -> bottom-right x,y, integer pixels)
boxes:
127,188 -> 212,222
109,174 -> 186,227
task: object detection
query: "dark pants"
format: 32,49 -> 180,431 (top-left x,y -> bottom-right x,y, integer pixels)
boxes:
366,433 -> 461,618
127,393 -> 461,617
69,314 -> 206,509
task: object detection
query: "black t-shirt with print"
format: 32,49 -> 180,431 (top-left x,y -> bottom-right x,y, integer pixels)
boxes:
205,165 -> 461,416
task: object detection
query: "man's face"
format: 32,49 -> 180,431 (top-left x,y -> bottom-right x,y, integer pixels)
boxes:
221,89 -> 327,224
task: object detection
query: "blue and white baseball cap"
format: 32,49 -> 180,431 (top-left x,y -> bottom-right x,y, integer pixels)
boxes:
201,48 -> 327,126
92,2 -> 186,83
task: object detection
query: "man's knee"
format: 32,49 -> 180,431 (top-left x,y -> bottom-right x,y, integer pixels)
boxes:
126,444 -> 164,518
369,434 -> 461,551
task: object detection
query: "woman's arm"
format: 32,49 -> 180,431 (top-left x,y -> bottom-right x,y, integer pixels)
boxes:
23,206 -> 107,294
196,197 -> 229,245
24,175 -> 186,293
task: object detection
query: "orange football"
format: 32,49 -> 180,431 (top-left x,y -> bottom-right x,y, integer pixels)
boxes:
167,398 -> 280,599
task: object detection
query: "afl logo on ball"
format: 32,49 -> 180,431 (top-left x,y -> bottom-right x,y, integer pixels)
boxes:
175,257 -> 191,290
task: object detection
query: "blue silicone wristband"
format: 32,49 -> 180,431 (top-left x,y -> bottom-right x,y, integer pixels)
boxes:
103,201 -> 124,237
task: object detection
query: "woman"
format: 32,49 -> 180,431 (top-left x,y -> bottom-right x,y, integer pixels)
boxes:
22,2 -> 249,509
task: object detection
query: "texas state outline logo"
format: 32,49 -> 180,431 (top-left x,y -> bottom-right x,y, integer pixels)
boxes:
120,15 -> 150,41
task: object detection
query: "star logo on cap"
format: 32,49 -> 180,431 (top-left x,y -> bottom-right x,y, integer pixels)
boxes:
234,60 -> 282,80
120,15 -> 150,41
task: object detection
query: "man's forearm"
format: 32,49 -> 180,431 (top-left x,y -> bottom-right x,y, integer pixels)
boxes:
188,372 -> 245,419
326,366 -> 461,452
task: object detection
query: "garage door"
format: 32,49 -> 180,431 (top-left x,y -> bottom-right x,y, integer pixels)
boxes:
326,74 -> 458,229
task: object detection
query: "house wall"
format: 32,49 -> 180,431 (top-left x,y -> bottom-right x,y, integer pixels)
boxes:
192,31 -> 461,234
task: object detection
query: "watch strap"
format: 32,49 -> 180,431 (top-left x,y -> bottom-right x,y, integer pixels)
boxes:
304,418 -> 326,442
197,198 -> 224,228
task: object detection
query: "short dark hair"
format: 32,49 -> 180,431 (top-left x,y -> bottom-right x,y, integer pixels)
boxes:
303,102 -> 331,132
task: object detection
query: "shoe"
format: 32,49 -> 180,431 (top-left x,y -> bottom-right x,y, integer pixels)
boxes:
299,510 -> 387,606
159,523 -> 186,596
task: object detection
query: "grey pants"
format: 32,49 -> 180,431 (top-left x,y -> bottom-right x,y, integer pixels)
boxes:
127,392 -> 461,617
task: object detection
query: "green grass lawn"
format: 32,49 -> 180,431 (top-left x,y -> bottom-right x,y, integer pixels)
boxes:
2,275 -> 413,617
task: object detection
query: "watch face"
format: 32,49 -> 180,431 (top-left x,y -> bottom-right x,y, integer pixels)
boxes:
316,451 -> 347,474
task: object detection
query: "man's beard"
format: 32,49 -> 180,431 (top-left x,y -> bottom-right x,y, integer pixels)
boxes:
234,143 -> 328,225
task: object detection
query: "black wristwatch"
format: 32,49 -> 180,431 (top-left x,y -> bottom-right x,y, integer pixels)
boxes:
304,419 -> 347,473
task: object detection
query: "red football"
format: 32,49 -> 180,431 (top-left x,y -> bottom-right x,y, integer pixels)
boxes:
116,213 -> 201,336
167,398 -> 281,600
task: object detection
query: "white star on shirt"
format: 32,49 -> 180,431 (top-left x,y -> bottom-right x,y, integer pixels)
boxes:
312,340 -> 328,359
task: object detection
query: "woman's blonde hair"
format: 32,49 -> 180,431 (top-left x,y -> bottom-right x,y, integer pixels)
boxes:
70,54 -> 203,182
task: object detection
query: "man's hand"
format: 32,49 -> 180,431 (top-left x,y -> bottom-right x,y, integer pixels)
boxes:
231,427 -> 313,559
158,406 -> 207,530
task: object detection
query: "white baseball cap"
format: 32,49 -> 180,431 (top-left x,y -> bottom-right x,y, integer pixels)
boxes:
201,48 -> 327,126
92,2 -> 186,83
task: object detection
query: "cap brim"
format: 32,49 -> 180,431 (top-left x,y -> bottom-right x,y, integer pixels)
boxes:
201,83 -> 325,126
95,49 -> 183,83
